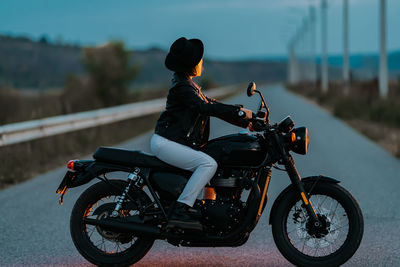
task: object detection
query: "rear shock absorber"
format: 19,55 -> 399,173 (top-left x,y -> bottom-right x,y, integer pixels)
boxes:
111,168 -> 140,217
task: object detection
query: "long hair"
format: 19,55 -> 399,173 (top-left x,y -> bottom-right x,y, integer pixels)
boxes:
185,66 -> 198,77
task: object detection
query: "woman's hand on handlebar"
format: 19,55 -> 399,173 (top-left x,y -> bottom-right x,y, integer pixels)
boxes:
240,108 -> 253,120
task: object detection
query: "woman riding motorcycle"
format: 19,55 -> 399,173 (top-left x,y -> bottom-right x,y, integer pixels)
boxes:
150,37 -> 252,230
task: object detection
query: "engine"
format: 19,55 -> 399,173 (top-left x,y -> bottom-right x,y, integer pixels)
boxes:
202,196 -> 245,235
201,169 -> 252,235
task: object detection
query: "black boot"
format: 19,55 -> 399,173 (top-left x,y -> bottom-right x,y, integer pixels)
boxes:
168,202 -> 203,231
190,200 -> 204,219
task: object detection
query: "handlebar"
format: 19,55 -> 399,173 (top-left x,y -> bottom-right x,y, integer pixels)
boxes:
249,112 -> 270,132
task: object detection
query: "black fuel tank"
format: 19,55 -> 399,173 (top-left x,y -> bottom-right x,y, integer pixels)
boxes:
201,133 -> 267,166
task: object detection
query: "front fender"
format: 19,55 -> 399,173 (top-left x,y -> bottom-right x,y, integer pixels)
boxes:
268,175 -> 340,225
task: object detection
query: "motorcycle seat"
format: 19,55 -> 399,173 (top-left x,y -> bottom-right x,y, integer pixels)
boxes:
93,146 -> 180,171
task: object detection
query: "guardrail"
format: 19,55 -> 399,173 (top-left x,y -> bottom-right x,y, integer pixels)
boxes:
0,85 -> 238,146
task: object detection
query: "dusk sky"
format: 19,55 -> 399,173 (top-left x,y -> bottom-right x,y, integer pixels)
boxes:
0,0 -> 399,60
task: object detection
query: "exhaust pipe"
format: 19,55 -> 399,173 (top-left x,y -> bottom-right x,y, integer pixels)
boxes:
84,218 -> 161,237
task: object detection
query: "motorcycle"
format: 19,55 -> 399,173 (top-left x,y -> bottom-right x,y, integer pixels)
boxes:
57,82 -> 364,266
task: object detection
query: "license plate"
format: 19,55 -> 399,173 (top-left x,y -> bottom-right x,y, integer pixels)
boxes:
56,171 -> 76,205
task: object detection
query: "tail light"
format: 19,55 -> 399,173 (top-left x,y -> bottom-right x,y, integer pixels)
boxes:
66,159 -> 92,171
67,160 -> 75,170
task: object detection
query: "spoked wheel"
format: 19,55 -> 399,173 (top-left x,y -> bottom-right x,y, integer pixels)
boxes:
70,180 -> 155,267
271,182 -> 363,267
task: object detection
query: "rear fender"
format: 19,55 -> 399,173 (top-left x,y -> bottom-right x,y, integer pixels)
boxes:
268,175 -> 340,225
69,161 -> 134,188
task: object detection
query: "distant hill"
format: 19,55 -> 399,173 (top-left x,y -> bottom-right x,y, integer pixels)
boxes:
3,34 -> 396,89
318,52 -> 400,80
0,35 -> 287,90
131,47 -> 287,89
0,35 -> 84,88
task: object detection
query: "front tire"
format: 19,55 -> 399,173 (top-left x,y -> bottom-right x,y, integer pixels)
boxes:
271,182 -> 363,267
70,180 -> 155,267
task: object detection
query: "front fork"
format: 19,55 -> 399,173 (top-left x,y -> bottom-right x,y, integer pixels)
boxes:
283,155 -> 320,225
273,132 -> 320,225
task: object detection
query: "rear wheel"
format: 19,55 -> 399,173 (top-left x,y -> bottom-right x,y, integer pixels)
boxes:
70,180 -> 154,266
271,182 -> 363,267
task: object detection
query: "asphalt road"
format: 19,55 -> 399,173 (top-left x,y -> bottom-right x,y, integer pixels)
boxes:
1,84 -> 400,266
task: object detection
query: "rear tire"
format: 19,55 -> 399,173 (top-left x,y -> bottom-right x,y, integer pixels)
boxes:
271,182 -> 363,267
70,180 -> 154,267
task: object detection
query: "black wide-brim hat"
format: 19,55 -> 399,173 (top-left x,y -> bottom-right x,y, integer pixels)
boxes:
165,37 -> 204,72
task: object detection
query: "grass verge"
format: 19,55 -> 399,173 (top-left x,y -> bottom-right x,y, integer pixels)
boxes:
286,81 -> 400,158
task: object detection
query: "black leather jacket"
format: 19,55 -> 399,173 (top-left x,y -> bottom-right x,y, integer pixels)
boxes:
154,73 -> 249,149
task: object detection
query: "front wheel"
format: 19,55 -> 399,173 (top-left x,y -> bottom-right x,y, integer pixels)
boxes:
70,180 -> 155,267
271,182 -> 363,267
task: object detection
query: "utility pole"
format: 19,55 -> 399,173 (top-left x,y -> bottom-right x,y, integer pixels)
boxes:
288,35 -> 300,85
288,42 -> 296,84
379,0 -> 388,98
343,0 -> 350,94
294,33 -> 300,84
310,6 -> 317,83
299,18 -> 307,82
321,0 -> 328,92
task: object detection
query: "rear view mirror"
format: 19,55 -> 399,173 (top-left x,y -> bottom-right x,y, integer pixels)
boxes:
247,82 -> 256,97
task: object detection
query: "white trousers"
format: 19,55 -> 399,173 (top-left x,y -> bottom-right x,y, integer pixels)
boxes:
150,134 -> 218,207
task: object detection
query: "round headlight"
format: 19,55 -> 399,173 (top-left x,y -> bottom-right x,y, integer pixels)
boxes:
290,127 -> 309,155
